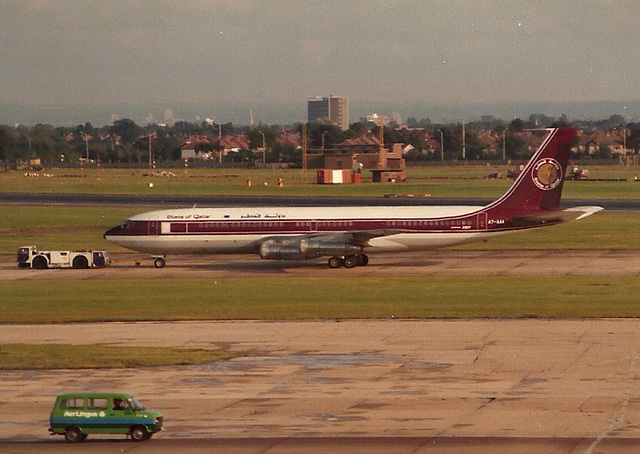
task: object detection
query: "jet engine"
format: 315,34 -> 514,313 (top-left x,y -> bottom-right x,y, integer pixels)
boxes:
259,237 -> 362,260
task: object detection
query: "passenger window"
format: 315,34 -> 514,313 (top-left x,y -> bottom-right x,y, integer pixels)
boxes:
61,398 -> 84,409
88,398 -> 108,410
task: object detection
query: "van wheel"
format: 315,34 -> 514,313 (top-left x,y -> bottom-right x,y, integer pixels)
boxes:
130,425 -> 149,442
64,426 -> 84,443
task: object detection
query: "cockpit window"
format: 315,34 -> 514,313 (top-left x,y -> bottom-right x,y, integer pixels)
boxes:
120,220 -> 134,229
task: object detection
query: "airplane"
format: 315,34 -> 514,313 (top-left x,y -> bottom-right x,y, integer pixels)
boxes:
104,128 -> 602,269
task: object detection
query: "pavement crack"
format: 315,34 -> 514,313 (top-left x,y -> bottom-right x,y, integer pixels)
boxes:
584,350 -> 637,454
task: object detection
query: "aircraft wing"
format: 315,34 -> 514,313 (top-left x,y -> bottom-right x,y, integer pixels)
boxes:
301,229 -> 403,247
344,229 -> 403,245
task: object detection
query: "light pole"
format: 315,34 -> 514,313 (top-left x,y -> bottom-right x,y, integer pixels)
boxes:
259,131 -> 266,164
83,134 -> 90,162
149,134 -> 153,168
462,121 -> 466,160
438,130 -> 444,161
502,128 -> 506,161
148,133 -> 155,168
322,131 -> 328,152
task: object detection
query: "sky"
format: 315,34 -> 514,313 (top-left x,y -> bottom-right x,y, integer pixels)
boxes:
2,0 -> 640,124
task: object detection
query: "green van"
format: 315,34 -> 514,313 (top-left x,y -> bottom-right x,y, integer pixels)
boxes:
49,392 -> 163,442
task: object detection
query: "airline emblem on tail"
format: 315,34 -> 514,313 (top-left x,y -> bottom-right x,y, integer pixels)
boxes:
532,158 -> 562,190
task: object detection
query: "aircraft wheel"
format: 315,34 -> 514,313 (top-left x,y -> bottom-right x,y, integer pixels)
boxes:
357,254 -> 369,266
153,257 -> 166,268
343,256 -> 357,268
328,257 -> 341,268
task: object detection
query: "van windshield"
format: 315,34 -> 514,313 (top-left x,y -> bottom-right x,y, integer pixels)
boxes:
129,397 -> 146,411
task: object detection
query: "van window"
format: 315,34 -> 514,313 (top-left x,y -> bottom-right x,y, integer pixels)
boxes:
130,398 -> 145,411
88,398 -> 108,410
61,398 -> 84,409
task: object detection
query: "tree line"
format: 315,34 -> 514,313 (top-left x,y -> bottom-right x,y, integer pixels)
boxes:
1,114 -> 640,166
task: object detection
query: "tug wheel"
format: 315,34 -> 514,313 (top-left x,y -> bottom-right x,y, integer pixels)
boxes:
72,256 -> 89,269
32,256 -> 48,269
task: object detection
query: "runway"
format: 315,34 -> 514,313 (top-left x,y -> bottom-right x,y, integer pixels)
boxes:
0,191 -> 637,211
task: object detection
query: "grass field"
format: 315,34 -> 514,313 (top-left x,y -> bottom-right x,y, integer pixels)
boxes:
3,165 -> 640,199
0,344 -> 234,370
1,275 -> 639,324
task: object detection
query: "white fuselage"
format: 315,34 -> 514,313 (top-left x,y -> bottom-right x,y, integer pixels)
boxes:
106,204 -> 513,256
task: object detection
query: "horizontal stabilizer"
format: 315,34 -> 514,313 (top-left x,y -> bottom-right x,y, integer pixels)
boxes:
512,206 -> 603,225
562,206 -> 604,221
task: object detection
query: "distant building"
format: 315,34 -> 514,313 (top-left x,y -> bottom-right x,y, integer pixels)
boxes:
365,112 -> 402,127
366,113 -> 388,126
180,134 -> 252,161
582,129 -> 628,155
308,95 -> 349,131
307,132 -> 406,183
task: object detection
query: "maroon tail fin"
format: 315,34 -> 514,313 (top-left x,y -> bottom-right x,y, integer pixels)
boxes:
486,128 -> 576,217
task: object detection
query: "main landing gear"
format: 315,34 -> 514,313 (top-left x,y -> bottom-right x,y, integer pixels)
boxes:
152,256 -> 166,268
327,254 -> 369,269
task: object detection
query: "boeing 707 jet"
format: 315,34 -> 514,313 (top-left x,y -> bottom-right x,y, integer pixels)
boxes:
104,128 -> 602,268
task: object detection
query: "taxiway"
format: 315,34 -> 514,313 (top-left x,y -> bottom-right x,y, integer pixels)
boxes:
2,249 -> 640,280
2,250 -> 640,453
2,319 -> 640,453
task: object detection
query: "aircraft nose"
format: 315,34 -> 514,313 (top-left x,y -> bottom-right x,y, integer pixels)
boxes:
103,225 -> 119,240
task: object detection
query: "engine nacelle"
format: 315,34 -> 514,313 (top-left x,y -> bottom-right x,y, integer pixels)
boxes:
259,239 -> 304,260
259,238 -> 362,260
299,238 -> 361,258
